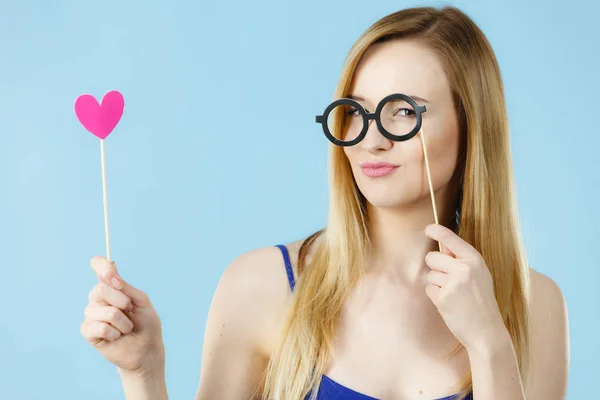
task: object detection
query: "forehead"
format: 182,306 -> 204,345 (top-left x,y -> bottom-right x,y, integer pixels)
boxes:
350,39 -> 449,103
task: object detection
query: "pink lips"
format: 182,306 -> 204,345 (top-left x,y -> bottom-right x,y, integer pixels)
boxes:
360,162 -> 399,178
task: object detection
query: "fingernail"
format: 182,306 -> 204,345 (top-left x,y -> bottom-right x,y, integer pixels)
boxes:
111,277 -> 123,290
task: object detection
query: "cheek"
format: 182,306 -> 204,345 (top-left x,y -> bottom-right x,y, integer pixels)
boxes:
343,147 -> 359,167
400,120 -> 460,188
427,125 -> 461,182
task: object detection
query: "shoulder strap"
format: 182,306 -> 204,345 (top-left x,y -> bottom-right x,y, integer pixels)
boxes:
275,244 -> 295,292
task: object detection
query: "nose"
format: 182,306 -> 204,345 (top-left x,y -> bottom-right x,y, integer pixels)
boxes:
360,119 -> 393,153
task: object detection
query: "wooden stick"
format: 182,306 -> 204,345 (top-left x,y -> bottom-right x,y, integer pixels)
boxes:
420,126 -> 442,252
100,139 -> 111,261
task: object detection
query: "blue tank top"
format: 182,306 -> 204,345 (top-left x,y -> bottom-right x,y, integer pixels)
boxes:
275,244 -> 473,400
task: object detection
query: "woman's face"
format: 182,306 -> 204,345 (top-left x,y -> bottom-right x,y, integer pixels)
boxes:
343,39 -> 462,210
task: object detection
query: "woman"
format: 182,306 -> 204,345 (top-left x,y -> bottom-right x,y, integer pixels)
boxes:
80,6 -> 569,400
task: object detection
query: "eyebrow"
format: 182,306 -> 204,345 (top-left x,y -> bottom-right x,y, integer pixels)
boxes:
348,94 -> 429,104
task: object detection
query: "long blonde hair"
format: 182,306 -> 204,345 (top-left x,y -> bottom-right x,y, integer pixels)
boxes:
262,6 -> 531,399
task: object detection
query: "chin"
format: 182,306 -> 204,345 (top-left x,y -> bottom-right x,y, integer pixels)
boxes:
364,197 -> 412,209
356,184 -> 413,209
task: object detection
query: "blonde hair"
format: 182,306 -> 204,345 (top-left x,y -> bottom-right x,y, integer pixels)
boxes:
262,6 -> 531,399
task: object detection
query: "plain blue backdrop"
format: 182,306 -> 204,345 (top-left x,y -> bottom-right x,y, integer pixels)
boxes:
0,0 -> 598,398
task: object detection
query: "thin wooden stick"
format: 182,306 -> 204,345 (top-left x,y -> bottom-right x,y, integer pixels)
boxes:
100,139 -> 111,261
420,126 -> 442,252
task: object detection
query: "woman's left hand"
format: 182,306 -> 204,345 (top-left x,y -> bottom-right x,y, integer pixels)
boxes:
424,223 -> 509,353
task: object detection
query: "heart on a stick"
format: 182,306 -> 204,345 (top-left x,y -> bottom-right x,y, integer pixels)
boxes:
74,90 -> 124,139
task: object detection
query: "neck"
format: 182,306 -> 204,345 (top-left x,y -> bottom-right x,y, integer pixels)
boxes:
365,195 -> 458,284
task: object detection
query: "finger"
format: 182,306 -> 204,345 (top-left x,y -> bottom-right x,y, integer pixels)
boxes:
80,320 -> 122,343
84,305 -> 134,334
425,224 -> 477,259
91,256 -> 125,290
425,283 -> 441,303
90,258 -> 151,308
425,251 -> 463,273
118,280 -> 152,308
427,270 -> 449,288
88,282 -> 133,312
439,242 -> 455,257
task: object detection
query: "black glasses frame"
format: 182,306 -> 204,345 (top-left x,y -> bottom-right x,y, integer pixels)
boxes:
315,93 -> 427,147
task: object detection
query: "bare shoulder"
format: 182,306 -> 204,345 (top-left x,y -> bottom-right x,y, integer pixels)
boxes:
220,244 -> 295,300
527,267 -> 569,399
529,268 -> 569,337
210,240 -> 309,352
529,268 -> 566,304
197,241 -> 311,398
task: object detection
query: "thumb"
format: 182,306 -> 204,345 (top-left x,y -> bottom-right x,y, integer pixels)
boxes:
90,257 -> 152,308
90,256 -> 125,289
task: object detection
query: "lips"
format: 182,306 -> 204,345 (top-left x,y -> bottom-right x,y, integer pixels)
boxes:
360,162 -> 399,169
359,162 -> 399,178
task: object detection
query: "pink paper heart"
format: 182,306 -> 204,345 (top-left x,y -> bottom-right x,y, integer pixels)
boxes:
74,90 -> 124,139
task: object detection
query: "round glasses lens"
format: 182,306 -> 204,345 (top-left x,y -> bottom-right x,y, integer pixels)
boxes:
380,98 -> 418,137
327,103 -> 364,143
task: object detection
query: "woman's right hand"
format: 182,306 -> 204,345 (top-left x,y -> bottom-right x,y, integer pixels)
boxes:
81,256 -> 165,375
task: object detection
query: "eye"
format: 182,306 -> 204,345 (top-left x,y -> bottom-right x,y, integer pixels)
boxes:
395,108 -> 416,116
346,107 -> 361,117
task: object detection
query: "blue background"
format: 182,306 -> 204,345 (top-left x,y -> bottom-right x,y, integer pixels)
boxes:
0,0 -> 597,398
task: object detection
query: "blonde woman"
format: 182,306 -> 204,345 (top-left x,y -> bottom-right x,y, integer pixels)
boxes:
80,6 -> 569,400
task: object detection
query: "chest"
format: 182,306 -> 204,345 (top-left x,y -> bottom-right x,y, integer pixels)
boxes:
323,282 -> 470,399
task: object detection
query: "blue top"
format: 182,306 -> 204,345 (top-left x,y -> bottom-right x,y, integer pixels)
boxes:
275,244 -> 473,400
